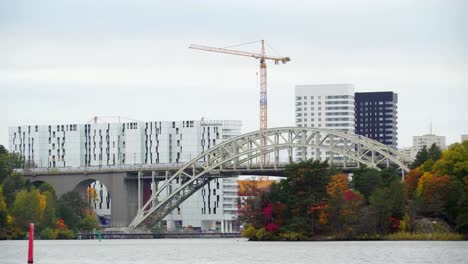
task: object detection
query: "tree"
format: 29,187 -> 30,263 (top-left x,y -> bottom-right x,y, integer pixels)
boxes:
0,145 -> 6,155
416,172 -> 433,197
40,191 -> 57,229
0,187 -> 8,239
432,141 -> 468,181
79,213 -> 100,231
456,194 -> 468,236
369,187 -> 392,234
412,146 -> 429,169
11,189 -> 43,231
379,168 -> 400,187
327,174 -> 349,198
387,180 -> 405,219
0,150 -> 24,184
404,169 -> 421,200
428,144 -> 442,162
2,173 -> 26,207
446,179 -> 464,223
423,175 -> 450,217
351,168 -> 383,201
57,192 -> 88,231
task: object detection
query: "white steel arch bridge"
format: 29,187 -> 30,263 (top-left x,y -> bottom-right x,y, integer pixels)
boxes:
129,127 -> 411,229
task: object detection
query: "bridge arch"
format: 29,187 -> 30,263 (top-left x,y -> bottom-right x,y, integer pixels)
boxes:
129,127 -> 412,229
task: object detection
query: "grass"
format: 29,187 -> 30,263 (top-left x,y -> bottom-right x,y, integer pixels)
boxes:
386,232 -> 464,241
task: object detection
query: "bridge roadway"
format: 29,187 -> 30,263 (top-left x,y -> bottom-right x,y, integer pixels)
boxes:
20,161 -> 364,228
21,127 -> 412,229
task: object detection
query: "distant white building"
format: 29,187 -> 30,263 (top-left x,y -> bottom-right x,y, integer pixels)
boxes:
413,134 -> 446,152
398,147 -> 415,161
9,120 -> 241,168
409,134 -> 446,159
461,134 -> 468,142
9,119 -> 242,232
295,84 -> 355,161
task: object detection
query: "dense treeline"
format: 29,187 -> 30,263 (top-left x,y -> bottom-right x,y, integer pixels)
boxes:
0,145 -> 99,239
240,141 -> 468,240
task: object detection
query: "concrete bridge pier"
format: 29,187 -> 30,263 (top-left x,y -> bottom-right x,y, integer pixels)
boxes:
26,172 -> 139,228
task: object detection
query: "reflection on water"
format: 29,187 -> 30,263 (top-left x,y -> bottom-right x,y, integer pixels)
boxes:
0,239 -> 467,264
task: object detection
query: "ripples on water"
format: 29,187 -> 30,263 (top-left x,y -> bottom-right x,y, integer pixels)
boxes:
0,239 -> 467,264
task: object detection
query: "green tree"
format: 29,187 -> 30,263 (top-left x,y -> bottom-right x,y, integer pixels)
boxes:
412,146 -> 429,169
428,144 -> 442,161
40,191 -> 57,229
351,168 -> 383,201
387,180 -> 405,219
446,179 -> 464,223
79,214 -> 100,231
456,194 -> 468,236
369,187 -> 392,234
0,186 -> 8,239
380,168 -> 400,188
11,189 -> 42,231
0,145 -> 6,155
57,192 -> 88,231
2,173 -> 26,208
281,160 -> 332,234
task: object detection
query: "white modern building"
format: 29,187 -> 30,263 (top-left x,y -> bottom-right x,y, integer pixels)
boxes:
9,120 -> 241,168
398,147 -> 414,161
461,134 -> 468,142
8,119 -> 242,232
399,134 -> 447,160
413,134 -> 446,153
295,84 -> 355,161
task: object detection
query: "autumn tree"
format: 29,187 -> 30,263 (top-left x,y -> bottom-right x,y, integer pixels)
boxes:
423,175 -> 450,217
327,174 -> 349,198
11,189 -> 43,232
404,169 -> 421,200
432,141 -> 468,181
416,172 -> 433,197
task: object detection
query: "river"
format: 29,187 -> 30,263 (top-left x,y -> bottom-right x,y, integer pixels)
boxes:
0,239 -> 467,264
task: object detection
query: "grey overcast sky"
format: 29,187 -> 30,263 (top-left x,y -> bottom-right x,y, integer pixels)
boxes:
1,0 -> 467,148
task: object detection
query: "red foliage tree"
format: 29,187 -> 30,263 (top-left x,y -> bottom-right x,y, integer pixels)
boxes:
56,218 -> 68,230
265,223 -> 279,233
423,175 -> 450,204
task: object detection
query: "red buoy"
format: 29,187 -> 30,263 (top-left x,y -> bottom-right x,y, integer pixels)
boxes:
27,223 -> 34,263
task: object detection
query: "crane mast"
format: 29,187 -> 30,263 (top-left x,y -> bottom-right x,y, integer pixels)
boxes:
189,40 -> 290,130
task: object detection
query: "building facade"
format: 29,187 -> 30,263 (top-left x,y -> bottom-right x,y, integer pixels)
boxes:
354,92 -> 398,148
461,134 -> 468,142
8,119 -> 242,231
9,120 -> 241,168
295,84 -> 355,161
412,134 -> 446,158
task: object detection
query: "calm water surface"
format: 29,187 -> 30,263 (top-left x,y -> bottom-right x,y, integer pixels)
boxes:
0,239 -> 467,264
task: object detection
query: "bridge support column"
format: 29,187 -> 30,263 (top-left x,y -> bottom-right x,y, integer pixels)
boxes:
138,171 -> 142,210
109,173 -> 139,227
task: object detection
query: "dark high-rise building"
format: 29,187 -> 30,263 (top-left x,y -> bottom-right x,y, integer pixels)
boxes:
355,92 -> 398,148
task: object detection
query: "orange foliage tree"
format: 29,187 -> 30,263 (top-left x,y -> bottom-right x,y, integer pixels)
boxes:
327,174 -> 349,197
404,168 -> 421,199
416,172 -> 433,197
423,175 -> 450,204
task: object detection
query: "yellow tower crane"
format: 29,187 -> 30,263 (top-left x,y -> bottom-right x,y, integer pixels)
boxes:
189,40 -> 290,130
